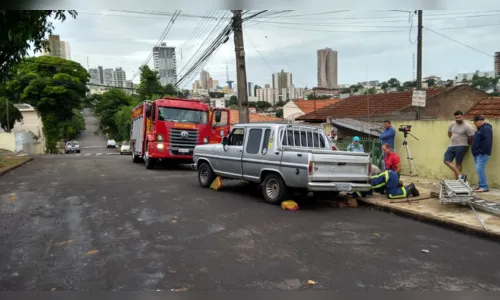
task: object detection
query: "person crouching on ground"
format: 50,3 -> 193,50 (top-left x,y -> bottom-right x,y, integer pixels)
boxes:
443,110 -> 474,181
347,136 -> 364,152
351,167 -> 419,199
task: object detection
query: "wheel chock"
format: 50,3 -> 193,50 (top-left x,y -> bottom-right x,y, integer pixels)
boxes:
281,200 -> 299,211
209,176 -> 223,191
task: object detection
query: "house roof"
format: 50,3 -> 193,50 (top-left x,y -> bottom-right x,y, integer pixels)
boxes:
230,110 -> 282,124
296,89 -> 444,121
465,97 -> 500,119
331,118 -> 384,137
292,98 -> 342,114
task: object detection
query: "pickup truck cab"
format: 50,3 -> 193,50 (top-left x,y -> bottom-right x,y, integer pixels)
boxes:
193,123 -> 372,204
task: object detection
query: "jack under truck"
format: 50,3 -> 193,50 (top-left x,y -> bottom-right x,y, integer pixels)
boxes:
130,97 -> 231,169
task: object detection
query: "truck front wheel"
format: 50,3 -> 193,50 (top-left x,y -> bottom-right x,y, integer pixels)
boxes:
262,173 -> 287,205
198,162 -> 215,188
144,144 -> 156,169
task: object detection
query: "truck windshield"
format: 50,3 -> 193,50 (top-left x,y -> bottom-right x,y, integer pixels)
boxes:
157,107 -> 208,124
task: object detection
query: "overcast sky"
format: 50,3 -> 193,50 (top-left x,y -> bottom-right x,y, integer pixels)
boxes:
47,8 -> 500,89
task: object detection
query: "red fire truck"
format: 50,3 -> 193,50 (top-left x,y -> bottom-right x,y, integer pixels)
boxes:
130,97 -> 230,169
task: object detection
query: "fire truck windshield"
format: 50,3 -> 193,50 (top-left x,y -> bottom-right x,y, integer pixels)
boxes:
157,107 -> 208,124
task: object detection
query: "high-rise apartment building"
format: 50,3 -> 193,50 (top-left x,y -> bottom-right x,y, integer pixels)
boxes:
248,82 -> 254,97
98,66 -> 104,84
199,70 -> 210,89
88,68 -> 101,84
272,70 -> 293,90
153,43 -> 177,86
317,48 -> 338,89
495,52 -> 500,76
113,67 -> 126,88
42,35 -> 71,59
103,69 -> 114,86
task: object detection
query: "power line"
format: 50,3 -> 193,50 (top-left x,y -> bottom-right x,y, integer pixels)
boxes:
177,10 -> 216,60
258,27 -> 290,69
108,10 -> 219,20
243,28 -> 275,74
424,27 -> 494,58
131,10 -> 181,82
275,10 -> 500,20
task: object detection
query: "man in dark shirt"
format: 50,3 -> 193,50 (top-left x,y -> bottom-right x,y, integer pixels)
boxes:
471,115 -> 493,193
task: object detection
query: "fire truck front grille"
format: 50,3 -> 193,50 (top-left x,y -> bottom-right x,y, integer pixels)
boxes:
169,128 -> 199,155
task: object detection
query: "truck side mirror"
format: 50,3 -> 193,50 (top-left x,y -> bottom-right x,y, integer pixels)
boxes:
214,110 -> 222,123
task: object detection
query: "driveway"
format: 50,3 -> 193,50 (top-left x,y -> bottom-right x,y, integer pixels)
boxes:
1,154 -> 500,291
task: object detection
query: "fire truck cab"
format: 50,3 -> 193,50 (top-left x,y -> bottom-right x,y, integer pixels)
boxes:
131,97 -> 230,169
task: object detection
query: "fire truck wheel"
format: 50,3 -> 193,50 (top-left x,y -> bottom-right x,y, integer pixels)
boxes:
144,144 -> 156,169
198,162 -> 215,188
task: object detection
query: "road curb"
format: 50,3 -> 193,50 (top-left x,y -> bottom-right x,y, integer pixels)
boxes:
0,157 -> 34,177
358,199 -> 500,242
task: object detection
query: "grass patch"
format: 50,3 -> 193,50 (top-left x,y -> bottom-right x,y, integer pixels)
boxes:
0,155 -> 30,173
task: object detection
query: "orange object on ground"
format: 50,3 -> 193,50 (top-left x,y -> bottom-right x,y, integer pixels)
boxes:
210,176 -> 223,191
281,200 -> 299,210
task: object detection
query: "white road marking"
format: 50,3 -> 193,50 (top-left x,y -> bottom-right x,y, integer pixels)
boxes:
84,153 -> 91,156
96,153 -> 103,156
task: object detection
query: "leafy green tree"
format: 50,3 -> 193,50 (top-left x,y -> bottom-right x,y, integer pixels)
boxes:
5,56 -> 89,153
275,108 -> 283,118
387,78 -> 401,88
275,100 -> 286,107
0,97 -> 23,132
308,93 -> 331,100
365,87 -> 377,95
426,78 -> 436,87
164,84 -> 177,97
256,101 -> 272,110
0,10 -> 77,81
402,81 -> 416,89
229,95 -> 238,106
94,88 -> 136,140
60,109 -> 85,140
114,105 -> 135,142
136,65 -> 164,100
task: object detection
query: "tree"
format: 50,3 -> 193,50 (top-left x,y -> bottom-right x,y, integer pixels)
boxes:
426,78 -> 436,87
136,65 -> 164,100
114,105 -> 134,142
256,101 -> 272,110
381,81 -> 389,92
275,100 -> 286,107
365,87 -> 377,95
164,84 -> 177,97
275,108 -> 283,118
402,81 -> 416,89
6,56 -> 89,153
387,78 -> 401,89
0,10 -> 77,82
94,88 -> 137,140
60,109 -> 85,140
0,97 -> 23,132
229,95 -> 238,106
445,80 -> 454,87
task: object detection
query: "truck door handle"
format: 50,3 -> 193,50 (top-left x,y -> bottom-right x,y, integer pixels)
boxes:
275,152 -> 280,155
337,162 -> 346,165
297,153 -> 302,157
237,149 -> 242,152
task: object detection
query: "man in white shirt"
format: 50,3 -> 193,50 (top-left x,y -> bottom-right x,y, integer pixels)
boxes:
444,110 -> 475,181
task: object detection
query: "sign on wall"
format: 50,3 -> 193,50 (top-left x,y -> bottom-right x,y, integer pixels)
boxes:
412,90 -> 427,107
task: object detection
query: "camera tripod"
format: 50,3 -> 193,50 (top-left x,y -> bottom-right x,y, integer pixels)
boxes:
398,132 -> 419,177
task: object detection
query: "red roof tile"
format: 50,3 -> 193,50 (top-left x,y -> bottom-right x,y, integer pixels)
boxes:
296,89 -> 444,121
465,97 -> 500,119
230,110 -> 282,124
293,98 -> 342,114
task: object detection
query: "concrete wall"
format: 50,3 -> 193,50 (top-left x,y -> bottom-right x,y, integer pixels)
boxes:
392,120 -> 499,188
283,101 -> 303,120
0,133 -> 16,152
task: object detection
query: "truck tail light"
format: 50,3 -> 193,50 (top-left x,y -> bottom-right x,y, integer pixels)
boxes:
308,161 -> 313,175
368,163 -> 372,175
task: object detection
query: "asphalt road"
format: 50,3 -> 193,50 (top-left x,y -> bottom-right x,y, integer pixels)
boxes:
72,108 -> 119,155
1,111 -> 500,291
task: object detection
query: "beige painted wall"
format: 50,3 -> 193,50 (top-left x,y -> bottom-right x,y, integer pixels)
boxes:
0,133 -> 16,152
392,120 -> 499,188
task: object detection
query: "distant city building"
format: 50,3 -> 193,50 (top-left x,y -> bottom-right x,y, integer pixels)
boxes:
248,82 -> 254,97
98,66 -> 104,84
103,69 -> 114,86
113,67 -> 126,88
153,42 -> 177,86
123,80 -> 133,89
317,48 -> 338,89
272,70 -> 293,90
88,68 -> 101,84
256,87 -> 305,104
42,35 -> 71,59
256,87 -> 275,104
199,70 -> 210,89
495,52 -> 500,76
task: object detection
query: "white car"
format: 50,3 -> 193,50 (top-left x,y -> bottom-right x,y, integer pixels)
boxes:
65,141 -> 80,154
107,139 -> 116,148
120,141 -> 131,155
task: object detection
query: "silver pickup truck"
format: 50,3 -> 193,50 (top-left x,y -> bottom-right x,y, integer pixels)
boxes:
192,123 -> 372,204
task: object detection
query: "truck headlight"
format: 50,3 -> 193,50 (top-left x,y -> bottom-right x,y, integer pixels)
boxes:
157,134 -> 164,141
157,143 -> 164,149
203,137 -> 208,144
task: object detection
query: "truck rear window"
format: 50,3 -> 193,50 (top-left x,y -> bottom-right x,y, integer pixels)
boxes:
281,129 -> 326,148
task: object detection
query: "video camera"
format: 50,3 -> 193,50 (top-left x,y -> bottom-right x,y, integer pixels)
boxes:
398,125 -> 412,133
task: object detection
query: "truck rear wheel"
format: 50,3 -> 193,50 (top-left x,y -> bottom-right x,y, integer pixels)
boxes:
198,162 -> 215,188
262,173 -> 287,205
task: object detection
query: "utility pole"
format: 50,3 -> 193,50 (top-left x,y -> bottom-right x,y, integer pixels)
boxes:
415,10 -> 423,120
232,10 -> 249,123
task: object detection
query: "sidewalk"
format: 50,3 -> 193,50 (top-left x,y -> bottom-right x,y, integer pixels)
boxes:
0,150 -> 33,176
357,175 -> 500,240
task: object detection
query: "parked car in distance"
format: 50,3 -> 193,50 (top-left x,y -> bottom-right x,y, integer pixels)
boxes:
65,141 -> 80,154
107,139 -> 116,148
120,141 -> 132,155
192,123 -> 372,204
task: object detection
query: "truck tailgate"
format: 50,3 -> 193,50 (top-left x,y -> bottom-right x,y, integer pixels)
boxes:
310,151 -> 370,182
